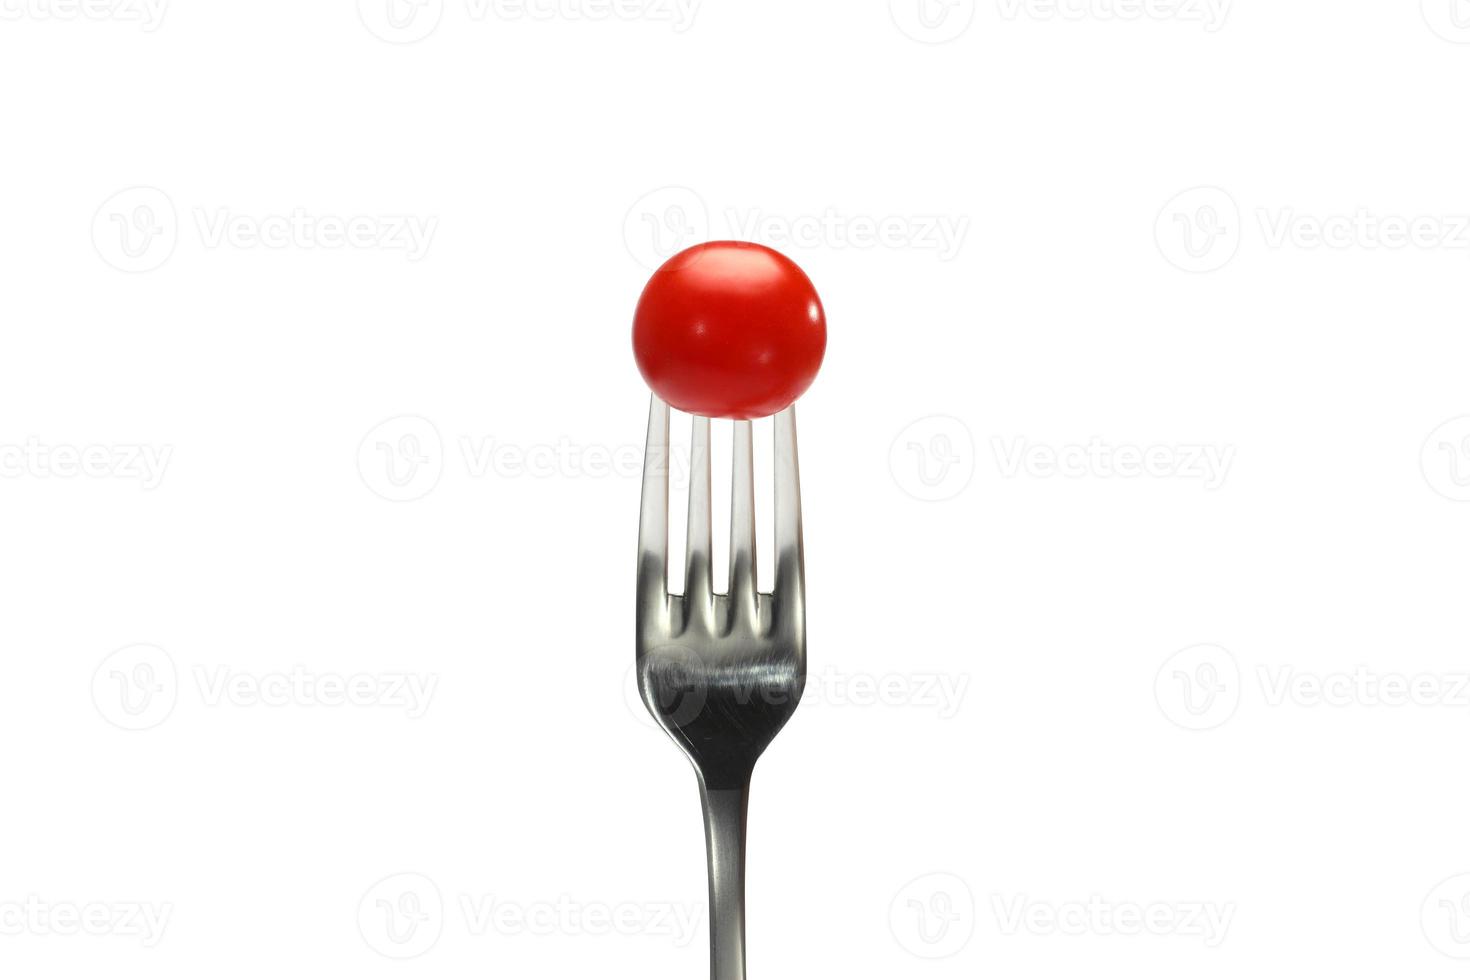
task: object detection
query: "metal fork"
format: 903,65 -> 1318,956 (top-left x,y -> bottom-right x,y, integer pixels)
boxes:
636,396 -> 807,980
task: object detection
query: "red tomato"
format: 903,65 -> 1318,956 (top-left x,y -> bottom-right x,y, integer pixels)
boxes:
633,241 -> 826,420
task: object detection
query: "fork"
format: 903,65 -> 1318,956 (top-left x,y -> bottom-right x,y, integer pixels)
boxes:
636,396 -> 807,980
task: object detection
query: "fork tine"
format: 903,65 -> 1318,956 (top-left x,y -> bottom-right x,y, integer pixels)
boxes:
728,419 -> 758,626
684,416 -> 715,631
637,396 -> 670,624
772,405 -> 804,629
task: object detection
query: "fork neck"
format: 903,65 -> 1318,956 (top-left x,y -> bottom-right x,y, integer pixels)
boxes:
698,775 -> 752,980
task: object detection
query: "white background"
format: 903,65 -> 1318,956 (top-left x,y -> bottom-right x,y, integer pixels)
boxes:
3,0 -> 1470,976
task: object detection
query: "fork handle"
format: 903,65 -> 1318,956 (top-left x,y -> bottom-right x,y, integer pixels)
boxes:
699,779 -> 751,980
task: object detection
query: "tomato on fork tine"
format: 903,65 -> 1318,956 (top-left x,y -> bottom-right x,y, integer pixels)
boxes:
633,241 -> 819,980
633,241 -> 826,421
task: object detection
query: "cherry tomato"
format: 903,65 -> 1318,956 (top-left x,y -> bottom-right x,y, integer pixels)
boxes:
633,241 -> 826,420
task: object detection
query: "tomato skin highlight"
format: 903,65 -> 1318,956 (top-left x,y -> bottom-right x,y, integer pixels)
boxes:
633,241 -> 826,420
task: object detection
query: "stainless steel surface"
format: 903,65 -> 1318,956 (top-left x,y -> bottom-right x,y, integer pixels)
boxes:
636,396 -> 807,980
